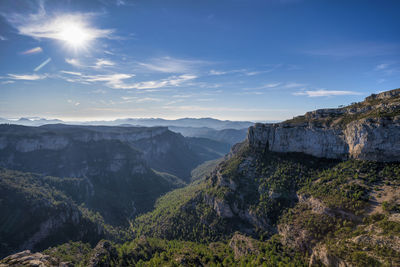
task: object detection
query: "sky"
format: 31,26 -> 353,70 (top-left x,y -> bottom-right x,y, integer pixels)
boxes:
0,0 -> 399,122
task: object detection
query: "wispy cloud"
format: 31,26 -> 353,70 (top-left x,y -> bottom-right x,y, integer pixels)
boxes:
94,58 -> 115,68
60,70 -> 82,76
67,99 -> 80,106
209,65 -> 282,76
122,74 -> 197,90
209,69 -> 228,75
244,82 -> 282,91
0,35 -> 7,41
21,46 -> 43,55
373,62 -> 399,76
375,63 -> 390,70
3,5 -> 113,43
61,71 -> 197,90
8,73 -> 47,80
1,80 -> 15,84
284,82 -> 306,88
139,57 -> 208,73
136,97 -> 163,103
65,58 -> 82,67
293,89 -> 362,97
34,57 -> 51,71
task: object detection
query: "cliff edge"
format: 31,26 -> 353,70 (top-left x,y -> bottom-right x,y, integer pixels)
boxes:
248,88 -> 400,162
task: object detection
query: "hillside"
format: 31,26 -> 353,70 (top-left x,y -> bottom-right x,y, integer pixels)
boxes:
1,89 -> 400,266
169,126 -> 248,145
129,89 -> 400,266
0,168 -> 127,258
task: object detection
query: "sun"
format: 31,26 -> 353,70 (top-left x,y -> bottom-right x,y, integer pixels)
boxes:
56,20 -> 92,49
58,23 -> 89,48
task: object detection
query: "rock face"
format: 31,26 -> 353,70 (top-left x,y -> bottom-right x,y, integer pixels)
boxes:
0,250 -> 65,267
0,124 -> 199,180
248,89 -> 400,162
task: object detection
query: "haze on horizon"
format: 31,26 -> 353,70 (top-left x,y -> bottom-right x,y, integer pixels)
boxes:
0,0 -> 399,121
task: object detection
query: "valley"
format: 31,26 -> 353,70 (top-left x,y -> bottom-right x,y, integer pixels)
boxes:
0,89 -> 399,266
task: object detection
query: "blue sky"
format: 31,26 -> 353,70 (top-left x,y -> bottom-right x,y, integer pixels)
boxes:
0,0 -> 399,121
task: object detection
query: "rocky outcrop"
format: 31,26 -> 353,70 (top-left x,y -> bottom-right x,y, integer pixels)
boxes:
0,124 -> 203,181
88,240 -> 117,267
0,250 -> 69,267
248,89 -> 400,162
309,245 -> 351,267
248,122 -> 348,159
229,233 -> 260,259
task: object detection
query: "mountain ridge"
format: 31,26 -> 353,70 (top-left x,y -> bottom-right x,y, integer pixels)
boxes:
249,88 -> 400,162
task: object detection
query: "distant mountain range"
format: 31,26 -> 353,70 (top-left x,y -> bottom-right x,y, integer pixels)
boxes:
0,117 -> 261,130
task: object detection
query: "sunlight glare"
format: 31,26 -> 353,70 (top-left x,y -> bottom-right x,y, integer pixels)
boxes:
57,21 -> 91,48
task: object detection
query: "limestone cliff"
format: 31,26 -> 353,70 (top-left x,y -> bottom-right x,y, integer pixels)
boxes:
248,88 -> 400,162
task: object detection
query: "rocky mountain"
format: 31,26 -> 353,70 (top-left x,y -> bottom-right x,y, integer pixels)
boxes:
249,88 -> 400,161
1,89 -> 400,266
0,168 -> 124,258
0,124 -> 218,182
129,88 -> 400,266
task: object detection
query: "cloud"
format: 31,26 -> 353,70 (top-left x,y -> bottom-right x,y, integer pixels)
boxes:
8,73 -> 47,80
243,83 -> 282,91
373,62 -> 398,76
65,58 -> 82,67
120,74 -> 197,90
0,35 -> 7,41
244,69 -> 275,76
136,97 -> 163,103
209,70 -> 227,75
83,73 -> 135,88
284,82 -> 306,88
61,71 -> 197,90
139,57 -> 208,73
67,99 -> 80,106
1,80 -> 15,84
375,63 -> 390,70
94,58 -> 115,68
209,65 -> 281,76
293,89 -> 362,97
116,0 -> 126,5
34,57 -> 51,71
4,7 -> 113,43
21,47 -> 42,55
60,70 -> 82,76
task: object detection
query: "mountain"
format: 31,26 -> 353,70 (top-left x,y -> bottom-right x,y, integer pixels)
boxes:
249,88 -> 400,161
168,126 -> 248,145
0,125 -> 196,226
1,88 -> 400,266
106,117 -> 254,130
0,117 -> 254,131
0,168 -> 126,258
0,124 -> 208,182
130,88 -> 400,266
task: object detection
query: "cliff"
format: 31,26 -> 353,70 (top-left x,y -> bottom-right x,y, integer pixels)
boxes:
248,88 -> 400,162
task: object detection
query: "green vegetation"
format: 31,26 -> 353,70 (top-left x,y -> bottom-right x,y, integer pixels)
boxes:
284,88 -> 400,127
0,168 -> 126,258
300,160 -> 400,214
191,158 -> 223,182
43,235 -> 307,267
